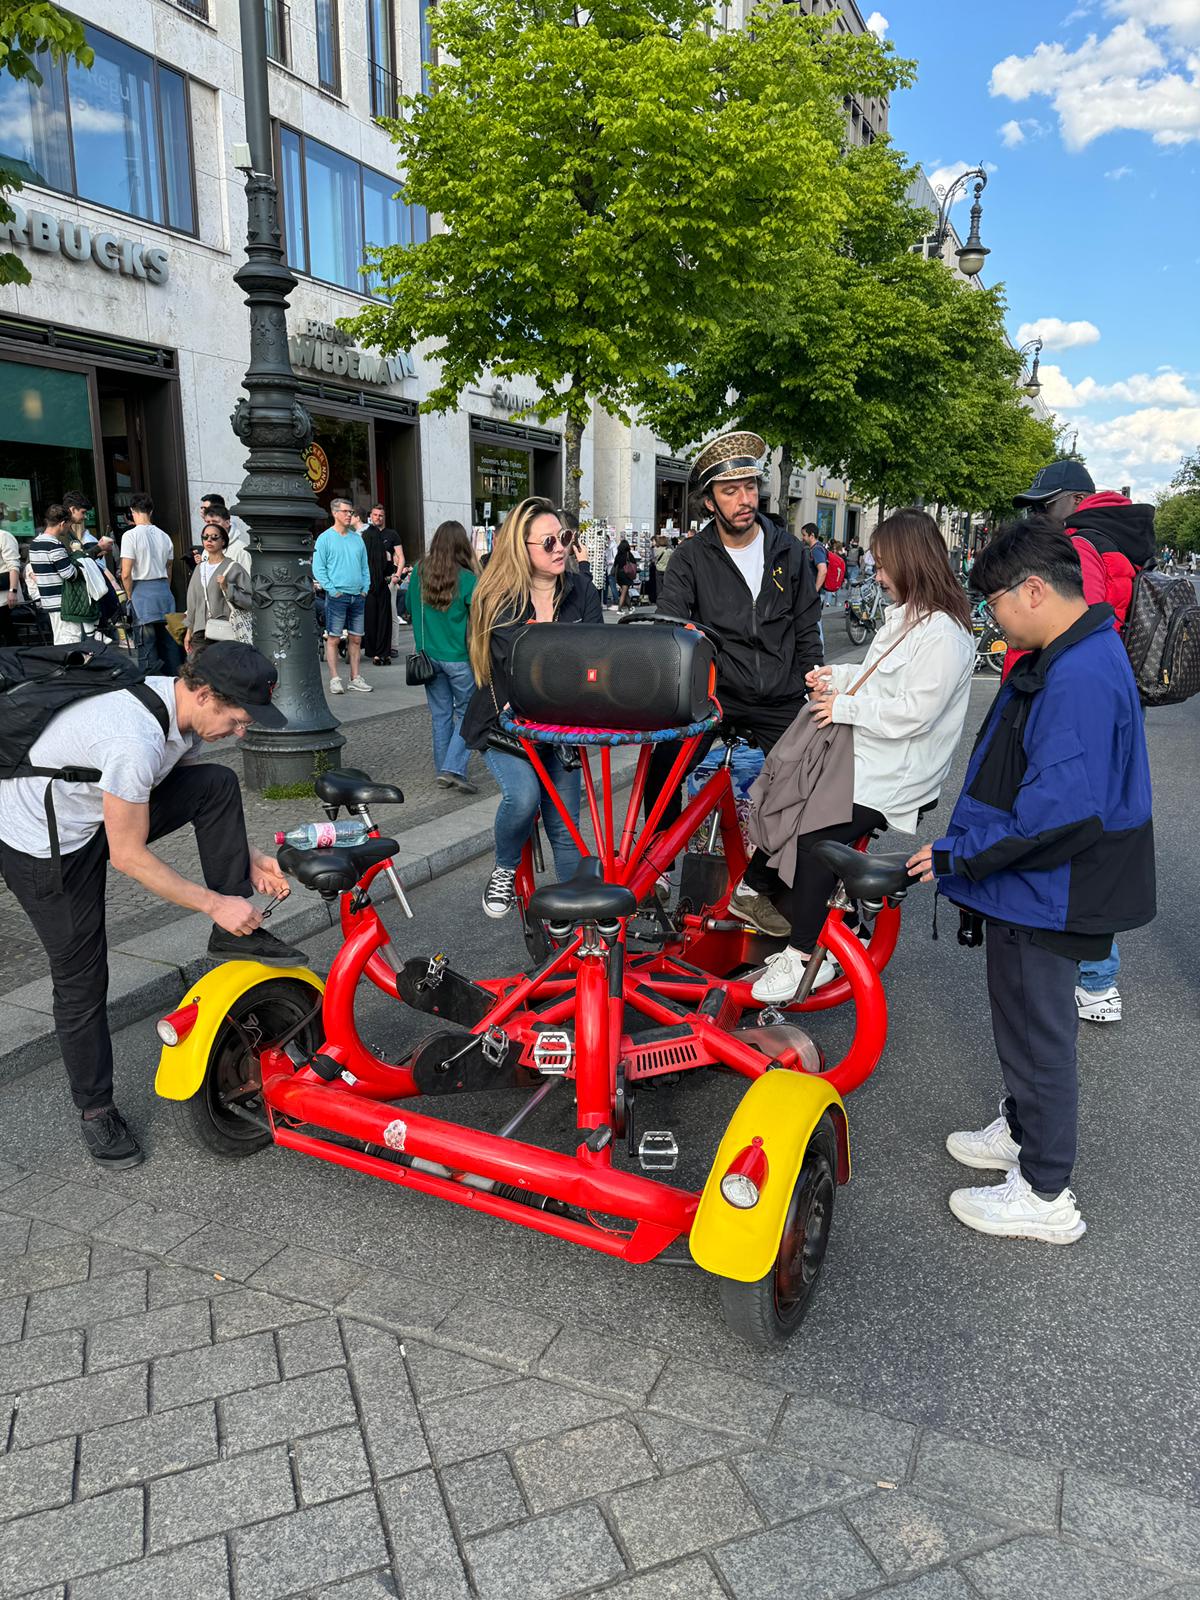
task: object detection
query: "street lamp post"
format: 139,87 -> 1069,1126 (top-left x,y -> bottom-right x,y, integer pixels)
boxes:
230,0 -> 344,789
1017,336 -> 1043,398
928,165 -> 990,278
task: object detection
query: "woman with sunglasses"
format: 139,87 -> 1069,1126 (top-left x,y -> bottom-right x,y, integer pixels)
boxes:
461,496 -> 603,918
183,524 -> 253,654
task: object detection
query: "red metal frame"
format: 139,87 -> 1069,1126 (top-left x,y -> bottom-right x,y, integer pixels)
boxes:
253,735 -> 901,1264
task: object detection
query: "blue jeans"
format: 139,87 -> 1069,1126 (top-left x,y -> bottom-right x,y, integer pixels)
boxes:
603,572 -> 619,607
425,660 -> 474,779
1078,941 -> 1120,993
484,747 -> 583,879
847,564 -> 860,586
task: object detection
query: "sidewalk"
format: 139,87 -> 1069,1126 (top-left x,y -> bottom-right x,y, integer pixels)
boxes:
1,1156 -> 1198,1599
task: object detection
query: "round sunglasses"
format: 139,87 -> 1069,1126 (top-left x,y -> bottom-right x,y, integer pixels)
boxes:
526,529 -> 576,555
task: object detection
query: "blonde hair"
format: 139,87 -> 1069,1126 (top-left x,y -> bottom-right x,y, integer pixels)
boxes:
468,497 -> 560,683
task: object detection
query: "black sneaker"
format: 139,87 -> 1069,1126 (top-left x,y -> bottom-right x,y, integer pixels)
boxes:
482,865 -> 518,919
81,1106 -> 143,1170
207,926 -> 307,965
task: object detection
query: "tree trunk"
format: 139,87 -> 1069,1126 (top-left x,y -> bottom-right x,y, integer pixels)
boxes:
563,390 -> 585,521
776,445 -> 795,530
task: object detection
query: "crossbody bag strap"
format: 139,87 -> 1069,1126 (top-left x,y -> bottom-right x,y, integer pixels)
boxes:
847,615 -> 927,697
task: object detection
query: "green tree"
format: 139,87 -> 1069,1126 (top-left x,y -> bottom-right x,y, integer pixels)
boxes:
345,0 -> 912,516
0,1 -> 92,285
643,138 -> 1056,518
1156,489 -> 1200,554
1168,449 -> 1200,494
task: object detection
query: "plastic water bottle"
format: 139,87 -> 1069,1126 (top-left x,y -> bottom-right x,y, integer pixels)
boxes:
275,820 -> 372,849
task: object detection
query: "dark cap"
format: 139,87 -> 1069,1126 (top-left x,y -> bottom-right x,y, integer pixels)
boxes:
189,642 -> 287,728
1012,459 -> 1095,508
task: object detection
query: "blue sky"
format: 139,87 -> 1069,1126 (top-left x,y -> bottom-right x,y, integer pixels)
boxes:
874,0 -> 1200,500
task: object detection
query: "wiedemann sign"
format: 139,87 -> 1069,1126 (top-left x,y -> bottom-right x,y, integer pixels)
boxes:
288,320 -> 414,387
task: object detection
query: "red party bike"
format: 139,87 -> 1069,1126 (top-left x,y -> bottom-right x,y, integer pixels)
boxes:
155,620 -> 919,1346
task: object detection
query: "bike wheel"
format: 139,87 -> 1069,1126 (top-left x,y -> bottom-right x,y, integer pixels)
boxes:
846,614 -> 869,647
979,626 -> 1008,675
719,1116 -> 837,1348
172,978 -> 322,1157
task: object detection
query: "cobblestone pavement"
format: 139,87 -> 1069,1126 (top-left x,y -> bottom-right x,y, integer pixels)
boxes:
0,703 -> 486,997
2,1158 -> 1199,1600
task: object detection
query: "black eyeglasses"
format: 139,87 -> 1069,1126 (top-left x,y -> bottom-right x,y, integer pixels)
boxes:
526,530 -> 576,554
982,580 -> 1025,628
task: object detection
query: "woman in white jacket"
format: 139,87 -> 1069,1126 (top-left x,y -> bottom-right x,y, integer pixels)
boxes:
754,510 -> 976,1003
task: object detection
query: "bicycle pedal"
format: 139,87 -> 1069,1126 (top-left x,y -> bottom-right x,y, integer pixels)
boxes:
637,1130 -> 679,1172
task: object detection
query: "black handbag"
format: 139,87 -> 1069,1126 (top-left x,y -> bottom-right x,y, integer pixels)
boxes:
406,599 -> 436,685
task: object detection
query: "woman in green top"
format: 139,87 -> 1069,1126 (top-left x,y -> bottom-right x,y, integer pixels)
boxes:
409,521 -> 480,793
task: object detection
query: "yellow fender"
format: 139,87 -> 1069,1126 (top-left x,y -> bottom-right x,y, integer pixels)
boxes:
154,961 -> 324,1102
690,1070 -> 850,1283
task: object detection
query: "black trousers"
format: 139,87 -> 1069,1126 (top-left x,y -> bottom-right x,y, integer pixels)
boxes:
784,803 -> 888,950
986,922 -> 1079,1194
643,695 -> 805,890
0,763 -> 253,1113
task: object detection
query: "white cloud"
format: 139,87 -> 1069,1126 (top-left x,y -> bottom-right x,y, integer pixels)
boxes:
926,160 -> 999,202
1017,317 -> 1102,350
990,18 -> 1200,149
865,11 -> 888,37
1074,404 -> 1200,493
1105,163 -> 1134,177
1038,363 -> 1197,408
1000,119 -> 1026,145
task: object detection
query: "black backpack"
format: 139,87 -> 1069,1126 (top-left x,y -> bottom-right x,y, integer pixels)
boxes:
0,644 -> 170,878
1121,570 -> 1200,707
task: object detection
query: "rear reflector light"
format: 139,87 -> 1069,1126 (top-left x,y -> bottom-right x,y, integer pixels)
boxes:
719,1136 -> 769,1209
156,1002 -> 199,1047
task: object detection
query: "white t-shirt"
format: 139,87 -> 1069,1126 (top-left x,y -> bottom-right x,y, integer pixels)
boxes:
724,529 -> 764,599
121,523 -> 174,582
0,678 -> 201,858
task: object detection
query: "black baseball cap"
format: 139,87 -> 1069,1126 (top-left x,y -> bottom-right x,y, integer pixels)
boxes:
1012,459 -> 1095,508
189,642 -> 287,728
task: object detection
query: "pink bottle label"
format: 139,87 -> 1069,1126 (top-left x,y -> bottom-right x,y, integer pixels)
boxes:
313,821 -> 338,849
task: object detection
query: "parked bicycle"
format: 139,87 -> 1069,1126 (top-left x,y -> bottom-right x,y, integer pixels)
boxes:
844,578 -> 886,646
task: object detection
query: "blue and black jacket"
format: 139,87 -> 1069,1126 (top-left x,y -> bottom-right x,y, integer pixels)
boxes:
932,605 -> 1155,954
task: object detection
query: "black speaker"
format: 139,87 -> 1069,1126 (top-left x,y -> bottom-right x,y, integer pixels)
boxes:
508,624 -> 715,731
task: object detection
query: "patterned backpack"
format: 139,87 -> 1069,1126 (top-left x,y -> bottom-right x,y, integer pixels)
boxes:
1121,569 -> 1200,706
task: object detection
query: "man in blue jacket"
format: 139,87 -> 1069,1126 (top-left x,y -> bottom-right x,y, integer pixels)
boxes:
909,518 -> 1154,1244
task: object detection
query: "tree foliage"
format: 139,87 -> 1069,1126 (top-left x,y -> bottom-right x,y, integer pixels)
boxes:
345,0 -> 912,513
0,1 -> 92,285
1156,489 -> 1200,554
642,138 -> 1057,516
1168,448 -> 1200,494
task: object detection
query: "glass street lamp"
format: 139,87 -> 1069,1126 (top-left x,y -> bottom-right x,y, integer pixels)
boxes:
230,0 -> 345,788
930,166 -> 991,278
1018,336 -> 1043,398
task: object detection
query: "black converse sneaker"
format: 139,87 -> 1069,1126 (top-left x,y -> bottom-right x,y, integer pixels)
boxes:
80,1106 -> 144,1170
207,926 -> 307,965
482,865 -> 518,918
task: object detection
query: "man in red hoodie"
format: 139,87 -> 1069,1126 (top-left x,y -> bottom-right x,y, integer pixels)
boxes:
1009,460 -> 1158,1027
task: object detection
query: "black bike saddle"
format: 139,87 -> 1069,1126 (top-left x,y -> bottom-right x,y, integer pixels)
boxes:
812,841 -> 915,905
315,768 -> 405,809
529,856 -> 637,924
278,838 -> 399,898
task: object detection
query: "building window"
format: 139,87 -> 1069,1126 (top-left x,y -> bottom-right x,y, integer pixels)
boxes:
316,0 -> 340,92
265,0 -> 291,65
368,0 -> 399,118
0,27 -> 195,234
278,125 -> 420,296
419,0 -> 435,94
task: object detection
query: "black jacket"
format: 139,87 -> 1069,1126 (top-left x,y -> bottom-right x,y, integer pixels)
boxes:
461,571 -> 603,749
656,516 -> 822,715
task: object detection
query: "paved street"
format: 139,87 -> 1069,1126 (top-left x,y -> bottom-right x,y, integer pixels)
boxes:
1,648 -> 1198,1597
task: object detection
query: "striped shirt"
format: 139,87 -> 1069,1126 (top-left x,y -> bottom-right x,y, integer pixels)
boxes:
28,535 -> 77,615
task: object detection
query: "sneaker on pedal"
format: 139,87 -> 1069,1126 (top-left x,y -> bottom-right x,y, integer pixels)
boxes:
945,1107 -> 1021,1171
207,926 -> 307,965
81,1106 -> 143,1170
751,946 -> 838,1003
1076,984 -> 1122,1023
949,1167 -> 1086,1245
730,882 -> 790,938
483,865 -> 518,919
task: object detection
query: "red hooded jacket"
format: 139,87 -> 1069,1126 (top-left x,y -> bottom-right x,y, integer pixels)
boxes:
1001,492 -> 1154,679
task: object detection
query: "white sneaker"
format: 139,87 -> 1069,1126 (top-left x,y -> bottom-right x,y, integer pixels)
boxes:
329,676 -> 345,695
347,676 -> 373,693
949,1167 -> 1086,1245
1076,984 -> 1121,1023
482,865 -> 518,919
750,946 -> 838,1004
946,1110 -> 1021,1171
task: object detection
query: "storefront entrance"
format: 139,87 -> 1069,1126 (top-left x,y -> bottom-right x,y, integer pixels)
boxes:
0,319 -> 186,550
470,417 -> 561,528
655,456 -> 689,535
299,387 -> 423,560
